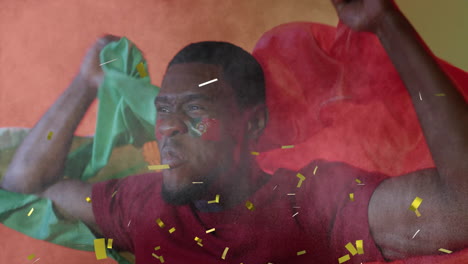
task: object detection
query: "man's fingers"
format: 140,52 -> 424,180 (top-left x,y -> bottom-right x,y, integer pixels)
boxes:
96,34 -> 121,48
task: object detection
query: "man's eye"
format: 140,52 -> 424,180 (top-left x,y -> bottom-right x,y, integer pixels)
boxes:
158,106 -> 170,113
188,105 -> 203,111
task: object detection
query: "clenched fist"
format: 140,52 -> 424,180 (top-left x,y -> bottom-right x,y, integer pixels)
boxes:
330,0 -> 398,33
78,35 -> 121,90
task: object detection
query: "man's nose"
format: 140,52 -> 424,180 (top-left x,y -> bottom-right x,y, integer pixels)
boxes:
157,116 -> 188,138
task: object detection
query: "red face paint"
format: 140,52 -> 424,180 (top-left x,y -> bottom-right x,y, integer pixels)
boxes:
155,119 -> 164,141
195,118 -> 221,141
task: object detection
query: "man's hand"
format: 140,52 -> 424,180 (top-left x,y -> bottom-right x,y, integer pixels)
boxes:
79,35 -> 120,91
330,0 -> 397,33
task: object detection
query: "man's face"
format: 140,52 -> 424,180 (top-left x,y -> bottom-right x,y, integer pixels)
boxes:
155,63 -> 248,204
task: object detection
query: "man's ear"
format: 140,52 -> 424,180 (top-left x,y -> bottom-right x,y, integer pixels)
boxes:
246,104 -> 268,140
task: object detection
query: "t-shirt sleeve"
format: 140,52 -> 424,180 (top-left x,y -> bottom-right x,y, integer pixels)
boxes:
297,159 -> 390,263
91,173 -> 156,252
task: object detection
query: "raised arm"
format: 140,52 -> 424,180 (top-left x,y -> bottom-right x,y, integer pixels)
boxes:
330,0 -> 468,260
1,35 -> 119,234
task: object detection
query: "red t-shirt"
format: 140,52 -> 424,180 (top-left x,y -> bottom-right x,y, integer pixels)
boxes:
92,159 -> 389,263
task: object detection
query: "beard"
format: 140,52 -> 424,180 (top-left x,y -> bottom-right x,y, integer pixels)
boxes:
161,176 -> 213,205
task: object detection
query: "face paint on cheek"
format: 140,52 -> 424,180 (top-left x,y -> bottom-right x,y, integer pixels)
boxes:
155,119 -> 164,141
186,118 -> 221,141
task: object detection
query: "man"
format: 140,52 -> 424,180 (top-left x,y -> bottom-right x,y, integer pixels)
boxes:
2,0 -> 467,263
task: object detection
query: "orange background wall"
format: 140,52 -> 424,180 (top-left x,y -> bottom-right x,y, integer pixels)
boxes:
0,0 -> 338,137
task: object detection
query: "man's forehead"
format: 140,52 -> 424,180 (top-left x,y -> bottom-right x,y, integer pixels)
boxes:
160,63 -> 230,98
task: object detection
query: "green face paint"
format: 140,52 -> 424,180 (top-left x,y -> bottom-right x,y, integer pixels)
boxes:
186,118 -> 221,141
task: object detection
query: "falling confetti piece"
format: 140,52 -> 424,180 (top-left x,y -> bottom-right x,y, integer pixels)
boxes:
281,145 -> 294,149
349,193 -> 354,201
355,179 -> 362,184
296,173 -> 306,188
27,254 -> 35,260
297,250 -> 306,256
208,194 -> 220,204
292,212 -> 299,217
251,151 -> 260,156
148,164 -> 170,170
412,229 -> 420,239
169,227 -> 176,233
156,218 -> 165,228
47,131 -> 53,140
155,246 -> 161,251
287,193 -> 296,196
128,220 -> 132,227
313,166 -> 318,175
356,240 -> 364,255
93,238 -> 107,260
111,191 -> 118,198
245,201 -> 255,211
192,182 -> 203,184
194,237 -> 204,246
345,242 -> 358,256
199,78 -> 218,87
136,62 -> 148,78
152,253 -> 165,263
31,258 -> 40,264
107,239 -> 113,249
409,197 -> 423,217
435,93 -> 446,96
86,197 -> 92,203
221,247 -> 229,260
419,92 -> 422,101
439,248 -> 452,254
273,185 -> 278,190
338,254 -> 351,263
27,208 -> 34,216
99,58 -> 118,66
206,228 -> 215,234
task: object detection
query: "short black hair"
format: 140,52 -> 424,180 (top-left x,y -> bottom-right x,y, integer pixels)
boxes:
168,41 -> 265,109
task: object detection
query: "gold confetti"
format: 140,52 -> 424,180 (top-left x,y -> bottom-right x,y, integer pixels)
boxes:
27,254 -> 35,260
136,62 -> 148,78
169,227 -> 176,233
438,248 -> 452,254
47,131 -> 53,140
208,194 -> 220,204
338,254 -> 350,263
154,246 -> 161,251
206,228 -> 215,234
297,250 -> 306,256
435,93 -> 446,96
86,197 -> 92,203
148,164 -> 170,170
296,173 -> 306,188
111,191 -> 118,198
409,197 -> 423,217
349,193 -> 354,201
221,247 -> 229,260
345,242 -> 358,256
313,166 -> 318,175
281,145 -> 294,149
245,201 -> 255,211
152,253 -> 165,263
93,238 -> 107,260
156,218 -> 165,228
27,208 -> 34,216
107,239 -> 113,249
251,151 -> 260,156
356,240 -> 364,254
355,179 -> 362,184
194,237 -> 203,246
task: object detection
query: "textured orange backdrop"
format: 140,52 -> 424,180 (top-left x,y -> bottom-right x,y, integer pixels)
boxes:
0,0 -> 337,136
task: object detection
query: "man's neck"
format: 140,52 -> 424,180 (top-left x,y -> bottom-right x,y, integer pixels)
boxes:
193,161 -> 271,212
